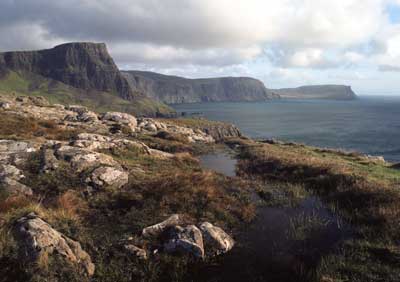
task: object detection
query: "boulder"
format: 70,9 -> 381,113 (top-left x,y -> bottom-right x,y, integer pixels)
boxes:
86,166 -> 128,190
40,148 -> 60,173
0,164 -> 24,181
77,111 -> 99,123
55,145 -> 119,172
14,213 -> 95,276
142,214 -> 183,238
0,140 -> 35,154
0,101 -> 11,110
124,244 -> 147,260
200,222 -> 235,256
145,123 -> 157,132
0,177 -> 33,196
148,149 -> 174,159
66,105 -> 89,115
164,225 -> 204,259
0,164 -> 32,196
102,112 -> 137,131
72,133 -> 150,153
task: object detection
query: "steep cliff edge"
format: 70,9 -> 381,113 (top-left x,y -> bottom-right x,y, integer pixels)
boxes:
122,70 -> 279,104
272,85 -> 357,100
0,42 -> 136,100
0,43 -> 175,117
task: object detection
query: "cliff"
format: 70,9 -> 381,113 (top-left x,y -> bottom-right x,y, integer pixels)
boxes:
272,85 -> 357,100
0,42 -> 137,100
122,70 -> 279,104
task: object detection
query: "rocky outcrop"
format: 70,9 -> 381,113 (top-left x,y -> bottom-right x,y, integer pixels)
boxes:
200,222 -> 235,256
164,225 -> 205,258
141,215 -> 234,259
122,71 -> 279,104
124,244 -> 148,260
14,213 -> 95,276
0,140 -> 36,196
142,214 -> 183,238
273,85 -> 357,100
0,42 -> 137,101
86,166 -> 129,190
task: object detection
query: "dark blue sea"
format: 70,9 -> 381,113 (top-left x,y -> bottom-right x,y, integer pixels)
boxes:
171,96 -> 400,163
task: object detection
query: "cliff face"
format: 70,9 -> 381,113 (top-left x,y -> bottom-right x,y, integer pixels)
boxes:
122,71 -> 279,104
272,85 -> 357,100
0,42 -> 136,100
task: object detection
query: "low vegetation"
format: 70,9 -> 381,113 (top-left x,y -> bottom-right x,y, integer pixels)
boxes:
0,108 -> 254,282
230,137 -> 400,282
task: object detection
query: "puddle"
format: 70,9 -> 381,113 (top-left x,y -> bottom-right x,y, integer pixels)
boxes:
199,151 -> 237,177
197,151 -> 350,282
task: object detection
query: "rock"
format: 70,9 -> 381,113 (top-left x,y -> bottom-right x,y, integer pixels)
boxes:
366,155 -> 386,163
102,112 -> 137,131
53,104 -> 65,110
40,148 -> 60,173
78,111 -> 99,122
0,140 -> 35,154
148,149 -> 174,159
0,101 -> 11,110
164,225 -> 204,259
55,145 -> 119,172
0,164 -> 32,196
124,244 -> 147,260
0,164 -> 24,180
200,222 -> 235,256
66,105 -> 89,114
86,166 -> 128,190
145,123 -> 157,132
72,133 -> 150,153
14,213 -> 95,276
0,177 -> 33,196
29,96 -> 50,107
142,214 -> 183,238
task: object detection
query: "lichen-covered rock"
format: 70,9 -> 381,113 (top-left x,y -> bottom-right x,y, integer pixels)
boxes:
0,164 -> 32,196
0,101 -> 11,109
164,225 -> 204,259
14,213 -> 95,276
66,105 -> 89,114
0,177 -> 33,196
55,145 -> 119,172
86,166 -> 128,190
102,112 -> 137,131
148,149 -> 174,159
124,244 -> 147,260
142,214 -> 183,238
72,133 -> 150,153
200,222 -> 235,256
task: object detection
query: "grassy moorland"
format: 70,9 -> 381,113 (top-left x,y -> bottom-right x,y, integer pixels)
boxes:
0,104 -> 255,282
227,137 -> 400,282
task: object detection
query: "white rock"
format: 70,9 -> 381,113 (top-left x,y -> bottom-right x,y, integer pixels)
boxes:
200,222 -> 235,256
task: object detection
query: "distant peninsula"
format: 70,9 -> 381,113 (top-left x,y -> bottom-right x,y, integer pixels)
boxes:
122,71 -> 357,104
122,71 -> 279,104
272,85 -> 357,100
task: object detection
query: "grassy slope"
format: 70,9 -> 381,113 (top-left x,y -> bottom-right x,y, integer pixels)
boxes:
0,109 -> 254,282
0,71 -> 175,117
230,138 -> 400,282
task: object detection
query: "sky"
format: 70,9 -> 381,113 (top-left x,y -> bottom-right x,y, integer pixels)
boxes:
0,0 -> 400,95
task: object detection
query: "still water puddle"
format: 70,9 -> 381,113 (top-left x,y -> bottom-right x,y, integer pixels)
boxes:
199,151 -> 350,282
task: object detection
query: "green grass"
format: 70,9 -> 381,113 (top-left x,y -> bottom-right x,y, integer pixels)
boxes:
0,71 -> 176,117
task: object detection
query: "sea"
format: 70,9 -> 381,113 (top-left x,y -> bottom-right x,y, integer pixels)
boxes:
171,96 -> 400,163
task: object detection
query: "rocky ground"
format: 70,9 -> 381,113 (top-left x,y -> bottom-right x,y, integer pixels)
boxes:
0,94 -> 252,282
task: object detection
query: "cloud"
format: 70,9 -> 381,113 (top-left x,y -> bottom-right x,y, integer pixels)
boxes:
0,0 -> 393,68
0,0 -> 400,94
